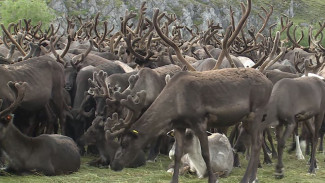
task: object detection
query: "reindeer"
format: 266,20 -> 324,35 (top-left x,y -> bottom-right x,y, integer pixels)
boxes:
168,129 -> 234,178
0,55 -> 67,134
0,82 -> 80,175
262,76 -> 325,178
78,116 -> 146,168
105,66 -> 273,183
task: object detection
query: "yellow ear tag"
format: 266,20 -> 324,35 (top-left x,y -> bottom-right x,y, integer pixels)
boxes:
132,130 -> 139,134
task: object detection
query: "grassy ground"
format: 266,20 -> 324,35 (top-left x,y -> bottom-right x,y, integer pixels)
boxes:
1,146 -> 325,183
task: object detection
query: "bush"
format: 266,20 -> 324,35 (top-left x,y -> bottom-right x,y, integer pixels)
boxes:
0,0 -> 55,29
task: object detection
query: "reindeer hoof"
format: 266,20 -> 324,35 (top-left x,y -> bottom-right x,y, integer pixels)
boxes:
274,174 -> 284,179
274,167 -> 284,179
308,168 -> 316,174
272,153 -> 278,159
296,154 -> 305,160
264,159 -> 273,165
274,172 -> 284,179
306,172 -> 316,176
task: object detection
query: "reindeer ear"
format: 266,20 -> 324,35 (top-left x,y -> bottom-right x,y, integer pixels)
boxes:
166,130 -> 174,137
206,131 -> 213,136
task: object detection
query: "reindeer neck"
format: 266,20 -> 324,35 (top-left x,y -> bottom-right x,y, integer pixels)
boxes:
0,122 -> 33,161
132,103 -> 175,147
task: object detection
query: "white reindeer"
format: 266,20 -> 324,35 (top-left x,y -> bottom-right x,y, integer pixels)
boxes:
168,129 -> 233,178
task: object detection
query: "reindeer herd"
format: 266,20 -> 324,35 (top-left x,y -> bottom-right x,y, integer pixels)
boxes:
1,0 -> 325,182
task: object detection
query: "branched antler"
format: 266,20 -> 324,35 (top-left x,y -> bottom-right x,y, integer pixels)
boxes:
259,31 -> 286,72
213,0 -> 251,70
286,21 -> 305,49
153,9 -> 196,71
124,33 -> 154,65
88,70 -> 110,98
0,82 -> 27,117
104,90 -> 147,138
1,24 -> 27,56
256,4 -> 273,36
104,113 -> 126,138
112,74 -> 139,102
72,39 -> 93,66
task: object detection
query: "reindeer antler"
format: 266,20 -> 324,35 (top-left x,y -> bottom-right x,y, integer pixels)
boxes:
72,39 -> 93,66
88,70 -> 114,99
259,31 -> 286,72
213,0 -> 252,70
0,82 -> 27,117
104,90 -> 147,138
111,74 -> 139,102
1,24 -> 27,56
104,113 -> 126,138
153,9 -> 196,71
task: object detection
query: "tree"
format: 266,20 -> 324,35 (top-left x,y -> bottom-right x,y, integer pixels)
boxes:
0,0 -> 55,28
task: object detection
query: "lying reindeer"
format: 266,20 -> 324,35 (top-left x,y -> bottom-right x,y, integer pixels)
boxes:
0,82 -> 80,175
168,129 -> 233,178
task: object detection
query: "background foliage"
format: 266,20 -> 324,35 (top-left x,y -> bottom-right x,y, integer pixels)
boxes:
0,0 -> 55,28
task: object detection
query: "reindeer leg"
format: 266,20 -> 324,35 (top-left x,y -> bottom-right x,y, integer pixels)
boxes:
275,121 -> 296,179
249,130 -> 263,182
318,131 -> 324,153
288,124 -> 298,154
306,116 -> 322,174
229,123 -> 241,167
192,119 -> 217,183
262,138 -> 272,165
295,131 -> 305,160
319,121 -> 325,153
265,128 -> 277,158
171,128 -> 185,183
240,112 -> 262,183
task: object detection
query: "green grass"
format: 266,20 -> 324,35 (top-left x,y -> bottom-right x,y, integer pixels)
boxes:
1,145 -> 325,183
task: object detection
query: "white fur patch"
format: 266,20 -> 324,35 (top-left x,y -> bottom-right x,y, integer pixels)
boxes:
296,136 -> 305,160
167,168 -> 174,173
302,73 -> 324,79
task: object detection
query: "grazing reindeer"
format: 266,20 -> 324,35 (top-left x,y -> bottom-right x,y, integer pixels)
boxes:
106,68 -> 272,183
0,82 -> 80,175
78,116 -> 146,168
